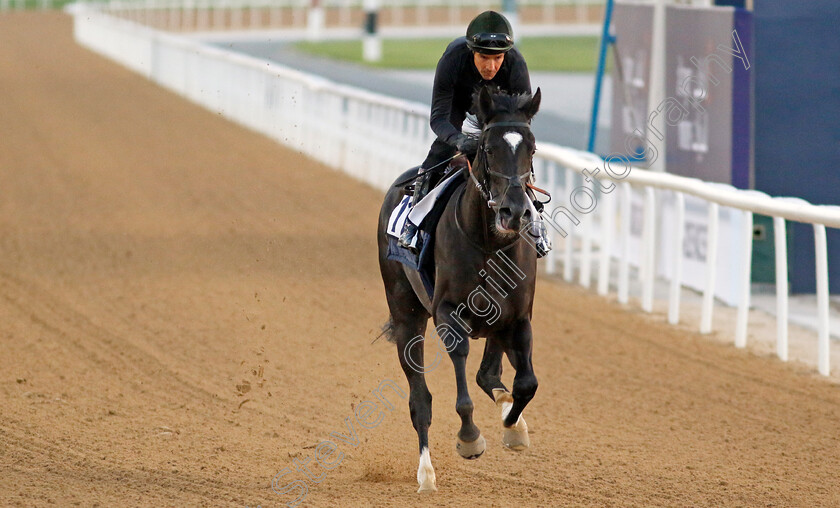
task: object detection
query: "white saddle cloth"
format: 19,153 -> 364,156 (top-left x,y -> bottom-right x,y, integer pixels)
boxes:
386,170 -> 464,245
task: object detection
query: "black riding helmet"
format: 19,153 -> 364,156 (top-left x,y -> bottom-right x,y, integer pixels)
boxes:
465,11 -> 514,55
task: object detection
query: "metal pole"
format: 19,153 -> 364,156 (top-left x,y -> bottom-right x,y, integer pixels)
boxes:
307,0 -> 324,41
502,0 -> 519,46
587,0 -> 614,153
646,0 -> 667,172
363,0 -> 381,62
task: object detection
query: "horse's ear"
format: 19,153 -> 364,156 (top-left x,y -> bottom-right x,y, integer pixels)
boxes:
522,87 -> 541,120
477,85 -> 495,123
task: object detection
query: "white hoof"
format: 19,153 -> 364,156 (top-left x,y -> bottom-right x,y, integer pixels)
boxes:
502,417 -> 529,451
416,447 -> 437,493
456,433 -> 486,459
493,389 -> 530,451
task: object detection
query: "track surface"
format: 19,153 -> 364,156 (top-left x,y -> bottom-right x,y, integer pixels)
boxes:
1,13 -> 839,507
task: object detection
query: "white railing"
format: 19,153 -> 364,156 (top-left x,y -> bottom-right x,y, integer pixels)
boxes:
75,0 -> 604,31
70,6 -> 836,377
73,6 -> 432,189
535,145 -> 839,376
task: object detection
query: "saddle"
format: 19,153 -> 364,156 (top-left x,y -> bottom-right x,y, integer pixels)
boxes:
386,167 -> 467,299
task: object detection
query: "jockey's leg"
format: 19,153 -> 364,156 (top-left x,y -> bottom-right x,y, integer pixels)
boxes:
525,189 -> 552,258
398,168 -> 433,251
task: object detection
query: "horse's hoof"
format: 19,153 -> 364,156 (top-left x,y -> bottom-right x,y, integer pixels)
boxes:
416,447 -> 437,493
456,434 -> 486,459
502,416 -> 529,451
417,481 -> 437,493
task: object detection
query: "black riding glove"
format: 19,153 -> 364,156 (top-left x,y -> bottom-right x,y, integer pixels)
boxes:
455,134 -> 479,158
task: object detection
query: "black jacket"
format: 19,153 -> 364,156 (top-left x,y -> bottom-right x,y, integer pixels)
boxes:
422,36 -> 531,169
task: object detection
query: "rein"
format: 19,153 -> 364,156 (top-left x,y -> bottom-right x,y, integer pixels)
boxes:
454,184 -> 521,255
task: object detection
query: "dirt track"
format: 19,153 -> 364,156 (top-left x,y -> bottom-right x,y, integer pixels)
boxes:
1,12 -> 839,507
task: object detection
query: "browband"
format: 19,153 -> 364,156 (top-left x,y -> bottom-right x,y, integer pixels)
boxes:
482,121 -> 531,131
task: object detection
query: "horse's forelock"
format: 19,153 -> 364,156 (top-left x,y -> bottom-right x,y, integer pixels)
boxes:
473,88 -> 533,126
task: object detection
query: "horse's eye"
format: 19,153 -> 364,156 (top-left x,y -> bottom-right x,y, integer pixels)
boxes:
484,146 -> 493,156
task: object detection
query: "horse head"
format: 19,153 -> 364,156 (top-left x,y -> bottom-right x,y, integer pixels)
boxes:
471,86 -> 541,236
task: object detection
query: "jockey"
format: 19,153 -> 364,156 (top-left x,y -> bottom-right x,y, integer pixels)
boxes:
398,10 -> 551,257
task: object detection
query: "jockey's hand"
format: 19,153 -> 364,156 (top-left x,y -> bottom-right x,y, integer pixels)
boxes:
450,153 -> 470,171
455,134 -> 479,157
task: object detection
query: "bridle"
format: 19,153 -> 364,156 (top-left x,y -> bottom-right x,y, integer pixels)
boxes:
467,120 -> 533,211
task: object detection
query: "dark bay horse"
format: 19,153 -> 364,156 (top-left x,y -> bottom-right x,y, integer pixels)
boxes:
377,86 -> 542,492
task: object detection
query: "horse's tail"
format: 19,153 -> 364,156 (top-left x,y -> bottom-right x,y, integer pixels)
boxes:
375,315 -> 397,344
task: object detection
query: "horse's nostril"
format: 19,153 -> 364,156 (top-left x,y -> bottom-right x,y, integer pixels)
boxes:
499,207 -> 513,219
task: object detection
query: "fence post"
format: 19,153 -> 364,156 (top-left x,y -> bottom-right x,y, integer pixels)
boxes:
618,182 -> 631,304
814,224 -> 830,376
597,187 -> 614,296
307,0 -> 324,40
773,216 -> 789,361
363,0 -> 382,62
641,187 -> 655,312
668,191 -> 685,324
735,211 -> 753,348
700,202 -> 719,334
563,168 -> 575,283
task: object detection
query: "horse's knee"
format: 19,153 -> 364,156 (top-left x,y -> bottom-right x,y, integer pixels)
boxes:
513,376 -> 538,401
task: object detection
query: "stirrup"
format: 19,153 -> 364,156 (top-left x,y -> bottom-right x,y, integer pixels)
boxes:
398,222 -> 421,252
528,221 -> 552,259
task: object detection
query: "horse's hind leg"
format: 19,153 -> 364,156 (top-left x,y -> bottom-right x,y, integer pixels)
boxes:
393,316 -> 437,492
380,185 -> 437,492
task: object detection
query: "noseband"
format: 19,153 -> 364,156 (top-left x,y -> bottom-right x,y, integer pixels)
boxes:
468,121 -> 533,210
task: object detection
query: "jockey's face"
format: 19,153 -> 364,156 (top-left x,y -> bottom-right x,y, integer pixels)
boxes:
473,52 -> 505,81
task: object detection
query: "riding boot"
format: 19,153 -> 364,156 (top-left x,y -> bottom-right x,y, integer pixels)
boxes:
526,186 -> 552,259
398,169 -> 432,252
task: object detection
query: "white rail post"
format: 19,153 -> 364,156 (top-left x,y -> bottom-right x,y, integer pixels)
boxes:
597,188 -> 614,296
579,179 -> 593,288
814,224 -> 830,376
735,211 -> 754,348
668,191 -> 685,325
545,161 -> 557,274
618,182 -> 631,304
700,202 -> 720,334
363,0 -> 382,62
307,0 -> 325,40
641,187 -> 656,312
563,168 -> 575,282
773,216 -> 789,361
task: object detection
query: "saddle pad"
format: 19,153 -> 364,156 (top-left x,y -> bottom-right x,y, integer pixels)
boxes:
386,169 -> 465,243
386,195 -> 417,247
386,171 -> 466,300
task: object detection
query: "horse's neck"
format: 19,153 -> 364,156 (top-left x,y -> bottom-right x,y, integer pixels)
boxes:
459,178 -> 510,254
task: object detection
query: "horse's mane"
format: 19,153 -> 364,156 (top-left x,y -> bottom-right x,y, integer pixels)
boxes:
467,87 -> 533,132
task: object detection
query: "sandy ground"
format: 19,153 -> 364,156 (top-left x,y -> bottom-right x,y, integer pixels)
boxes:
1,12 -> 839,507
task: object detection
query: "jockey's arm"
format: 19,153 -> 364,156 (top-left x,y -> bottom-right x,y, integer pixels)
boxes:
509,50 -> 533,97
428,53 -> 462,150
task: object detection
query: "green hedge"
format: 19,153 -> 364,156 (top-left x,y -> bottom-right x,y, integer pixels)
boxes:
295,36 -> 611,73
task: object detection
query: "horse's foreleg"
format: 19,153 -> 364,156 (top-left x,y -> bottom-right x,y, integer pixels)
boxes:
476,338 -> 508,400
437,309 -> 485,460
497,319 -> 538,451
395,320 -> 436,492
